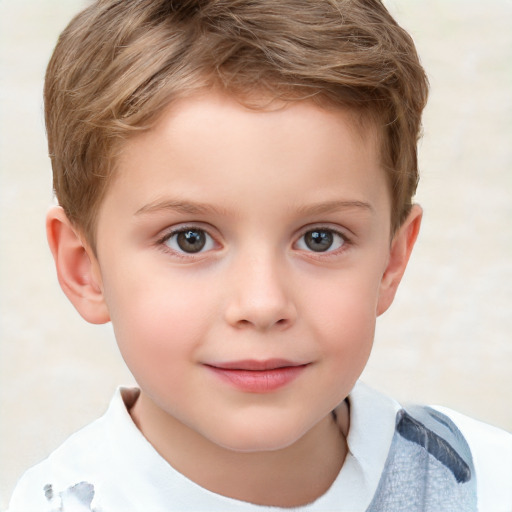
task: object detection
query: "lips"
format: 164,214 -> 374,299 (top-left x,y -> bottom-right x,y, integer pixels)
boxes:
204,359 -> 309,393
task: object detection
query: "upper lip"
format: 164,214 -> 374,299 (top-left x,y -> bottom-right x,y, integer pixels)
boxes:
206,359 -> 307,371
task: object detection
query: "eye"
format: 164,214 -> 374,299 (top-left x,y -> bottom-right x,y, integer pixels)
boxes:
296,228 -> 346,253
164,228 -> 215,254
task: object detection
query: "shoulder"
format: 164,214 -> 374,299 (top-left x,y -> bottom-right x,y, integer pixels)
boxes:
7,388 -> 140,512
7,412 -> 111,512
349,384 -> 512,511
8,422 -> 105,511
433,406 -> 512,512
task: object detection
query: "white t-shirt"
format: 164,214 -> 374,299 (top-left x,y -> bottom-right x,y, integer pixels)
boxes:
8,382 -> 512,511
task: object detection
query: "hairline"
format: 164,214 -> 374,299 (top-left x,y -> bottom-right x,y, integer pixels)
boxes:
79,87 -> 396,254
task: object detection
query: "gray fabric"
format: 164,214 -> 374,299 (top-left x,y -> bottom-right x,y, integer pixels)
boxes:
366,407 -> 477,512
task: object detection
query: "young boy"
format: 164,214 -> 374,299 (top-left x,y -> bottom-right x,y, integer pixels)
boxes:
8,0 -> 512,511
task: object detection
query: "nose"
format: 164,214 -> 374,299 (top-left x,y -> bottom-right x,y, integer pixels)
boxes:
224,250 -> 297,331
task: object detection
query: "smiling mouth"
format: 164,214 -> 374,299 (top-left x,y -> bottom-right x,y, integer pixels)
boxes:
204,359 -> 309,393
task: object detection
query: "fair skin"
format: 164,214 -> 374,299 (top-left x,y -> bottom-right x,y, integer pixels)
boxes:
47,91 -> 421,507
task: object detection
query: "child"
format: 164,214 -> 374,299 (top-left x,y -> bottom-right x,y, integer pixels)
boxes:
8,0 -> 512,510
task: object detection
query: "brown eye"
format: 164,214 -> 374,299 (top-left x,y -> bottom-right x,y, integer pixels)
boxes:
304,230 -> 333,252
297,229 -> 345,253
176,230 -> 206,252
165,229 -> 213,253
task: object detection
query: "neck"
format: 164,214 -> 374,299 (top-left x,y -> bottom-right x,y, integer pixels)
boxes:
130,392 -> 349,507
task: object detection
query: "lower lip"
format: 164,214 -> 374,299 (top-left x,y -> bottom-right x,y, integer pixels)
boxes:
206,365 -> 308,393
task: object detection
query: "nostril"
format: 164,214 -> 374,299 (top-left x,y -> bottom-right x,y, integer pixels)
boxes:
234,317 -> 289,330
236,319 -> 251,328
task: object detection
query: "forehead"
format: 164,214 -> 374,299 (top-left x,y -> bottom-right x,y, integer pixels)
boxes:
100,91 -> 389,226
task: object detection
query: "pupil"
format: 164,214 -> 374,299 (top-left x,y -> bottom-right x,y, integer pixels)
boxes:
177,230 -> 206,253
305,230 -> 333,252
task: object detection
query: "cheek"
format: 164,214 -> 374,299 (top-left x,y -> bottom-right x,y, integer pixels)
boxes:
297,283 -> 378,414
103,270 -> 216,378
319,298 -> 376,368
305,264 -> 382,332
303,270 -> 382,370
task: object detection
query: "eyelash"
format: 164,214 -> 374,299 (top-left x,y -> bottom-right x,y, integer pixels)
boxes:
157,225 -> 217,259
156,225 -> 352,258
295,226 -> 351,256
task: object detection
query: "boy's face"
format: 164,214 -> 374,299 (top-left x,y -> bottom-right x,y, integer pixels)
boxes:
81,92 -> 415,452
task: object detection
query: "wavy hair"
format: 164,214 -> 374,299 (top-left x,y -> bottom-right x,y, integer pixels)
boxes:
45,0 -> 428,248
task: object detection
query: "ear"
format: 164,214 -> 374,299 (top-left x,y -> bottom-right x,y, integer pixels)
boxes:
377,204 -> 422,316
46,206 -> 110,324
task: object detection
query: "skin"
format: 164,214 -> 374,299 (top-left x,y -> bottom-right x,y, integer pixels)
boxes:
47,91 -> 421,507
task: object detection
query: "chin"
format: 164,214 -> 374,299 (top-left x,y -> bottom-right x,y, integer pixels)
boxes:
216,437 -> 299,454
206,417 -> 308,453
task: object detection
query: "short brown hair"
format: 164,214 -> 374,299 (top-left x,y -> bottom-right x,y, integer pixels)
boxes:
45,0 -> 428,248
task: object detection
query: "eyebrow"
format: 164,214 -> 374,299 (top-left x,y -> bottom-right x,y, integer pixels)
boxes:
135,199 -> 230,216
295,200 -> 374,216
135,198 -> 374,217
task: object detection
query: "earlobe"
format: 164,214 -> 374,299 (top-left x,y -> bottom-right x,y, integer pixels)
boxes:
46,206 -> 110,324
377,205 -> 422,316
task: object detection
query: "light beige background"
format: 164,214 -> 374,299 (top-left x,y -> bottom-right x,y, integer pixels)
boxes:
1,0 -> 511,508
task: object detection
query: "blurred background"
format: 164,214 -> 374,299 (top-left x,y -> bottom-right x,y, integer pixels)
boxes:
0,0 -> 511,507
